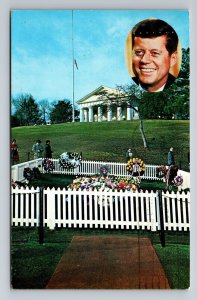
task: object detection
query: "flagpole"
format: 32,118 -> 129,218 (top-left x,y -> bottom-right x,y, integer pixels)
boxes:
72,10 -> 75,122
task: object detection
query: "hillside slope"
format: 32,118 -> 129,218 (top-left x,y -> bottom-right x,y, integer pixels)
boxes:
11,120 -> 189,170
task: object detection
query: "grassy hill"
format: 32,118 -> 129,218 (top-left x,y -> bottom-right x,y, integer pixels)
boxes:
11,120 -> 190,170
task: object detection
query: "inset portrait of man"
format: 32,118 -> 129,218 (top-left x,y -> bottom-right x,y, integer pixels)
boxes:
125,19 -> 182,92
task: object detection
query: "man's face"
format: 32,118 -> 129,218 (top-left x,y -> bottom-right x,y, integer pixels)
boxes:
132,35 -> 177,92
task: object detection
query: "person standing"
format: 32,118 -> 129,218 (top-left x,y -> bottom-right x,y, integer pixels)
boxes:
126,148 -> 133,161
45,140 -> 53,158
167,147 -> 175,166
11,139 -> 19,164
32,139 -> 44,159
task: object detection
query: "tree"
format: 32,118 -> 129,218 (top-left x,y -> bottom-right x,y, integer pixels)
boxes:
12,94 -> 41,126
140,92 -> 171,119
39,99 -> 51,124
50,100 -> 79,124
123,84 -> 148,148
162,48 -> 190,119
98,85 -> 148,148
11,115 -> 20,127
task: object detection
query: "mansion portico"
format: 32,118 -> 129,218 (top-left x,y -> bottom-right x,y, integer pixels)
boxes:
77,86 -> 139,122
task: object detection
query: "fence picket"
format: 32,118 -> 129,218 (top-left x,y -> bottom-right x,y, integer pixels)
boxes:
114,194 -> 119,229
171,191 -> 177,230
89,191 -> 93,228
130,195 -> 135,230
182,193 -> 190,231
78,191 -> 82,228
124,192 -> 129,229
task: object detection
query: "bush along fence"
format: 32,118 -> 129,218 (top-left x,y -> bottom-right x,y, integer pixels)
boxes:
11,186 -> 190,233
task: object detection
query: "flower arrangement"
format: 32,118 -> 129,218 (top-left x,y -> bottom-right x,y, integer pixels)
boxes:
23,167 -> 34,181
23,167 -> 41,181
174,175 -> 183,186
127,157 -> 145,176
68,175 -> 140,192
99,165 -> 110,177
59,152 -> 82,170
156,165 -> 167,178
43,158 -> 55,173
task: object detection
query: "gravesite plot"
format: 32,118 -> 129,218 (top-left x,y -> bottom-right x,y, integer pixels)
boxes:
11,10 -> 190,289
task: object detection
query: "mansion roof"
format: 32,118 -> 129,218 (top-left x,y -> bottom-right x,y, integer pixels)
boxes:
77,85 -> 127,106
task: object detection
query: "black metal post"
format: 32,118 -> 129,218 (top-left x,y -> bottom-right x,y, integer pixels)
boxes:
38,187 -> 44,244
158,190 -> 165,247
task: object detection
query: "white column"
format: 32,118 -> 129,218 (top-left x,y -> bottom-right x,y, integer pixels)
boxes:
84,109 -> 88,122
80,108 -> 84,122
133,107 -> 138,119
107,105 -> 112,121
127,107 -> 132,121
117,106 -> 122,121
89,106 -> 94,122
97,106 -> 102,122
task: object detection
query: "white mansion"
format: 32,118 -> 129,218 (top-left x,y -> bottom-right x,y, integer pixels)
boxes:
77,86 -> 139,122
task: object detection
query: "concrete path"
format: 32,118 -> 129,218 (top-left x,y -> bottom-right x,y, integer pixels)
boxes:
46,235 -> 170,289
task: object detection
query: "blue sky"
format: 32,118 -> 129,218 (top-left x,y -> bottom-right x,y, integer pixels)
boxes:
11,10 -> 189,105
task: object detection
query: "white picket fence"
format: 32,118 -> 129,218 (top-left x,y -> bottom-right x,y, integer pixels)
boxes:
11,158 -> 161,182
11,186 -> 190,232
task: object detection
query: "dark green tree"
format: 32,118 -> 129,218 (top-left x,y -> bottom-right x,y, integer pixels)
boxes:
140,92 -> 171,119
50,100 -> 79,124
11,115 -> 20,127
163,48 -> 190,119
12,94 -> 41,126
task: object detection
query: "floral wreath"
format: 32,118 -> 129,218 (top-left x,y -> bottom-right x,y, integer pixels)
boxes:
23,167 -> 34,181
156,165 -> 167,178
23,167 -> 41,181
42,158 -> 55,173
174,175 -> 183,186
99,165 -> 110,177
59,152 -> 82,170
127,157 -> 145,176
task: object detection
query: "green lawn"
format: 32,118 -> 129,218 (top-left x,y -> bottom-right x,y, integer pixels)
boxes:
11,120 -> 190,170
154,243 -> 190,289
29,173 -> 176,192
11,227 -> 190,289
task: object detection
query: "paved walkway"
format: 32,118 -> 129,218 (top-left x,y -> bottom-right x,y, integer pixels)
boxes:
46,235 -> 170,289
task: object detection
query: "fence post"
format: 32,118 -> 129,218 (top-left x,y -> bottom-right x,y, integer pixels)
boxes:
47,188 -> 56,230
27,151 -> 30,161
38,187 -> 44,244
157,190 -> 165,247
150,191 -> 157,232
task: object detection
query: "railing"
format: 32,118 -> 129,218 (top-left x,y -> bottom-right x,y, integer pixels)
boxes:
51,159 -> 159,179
11,186 -> 190,232
11,159 -> 43,182
11,159 -> 161,182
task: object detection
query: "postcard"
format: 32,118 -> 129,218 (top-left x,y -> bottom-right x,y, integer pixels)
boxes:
11,10 -> 190,289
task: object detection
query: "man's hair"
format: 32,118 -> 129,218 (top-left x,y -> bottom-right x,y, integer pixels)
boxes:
132,19 -> 178,55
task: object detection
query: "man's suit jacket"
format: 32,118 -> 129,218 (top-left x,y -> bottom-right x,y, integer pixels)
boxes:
132,73 -> 176,91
